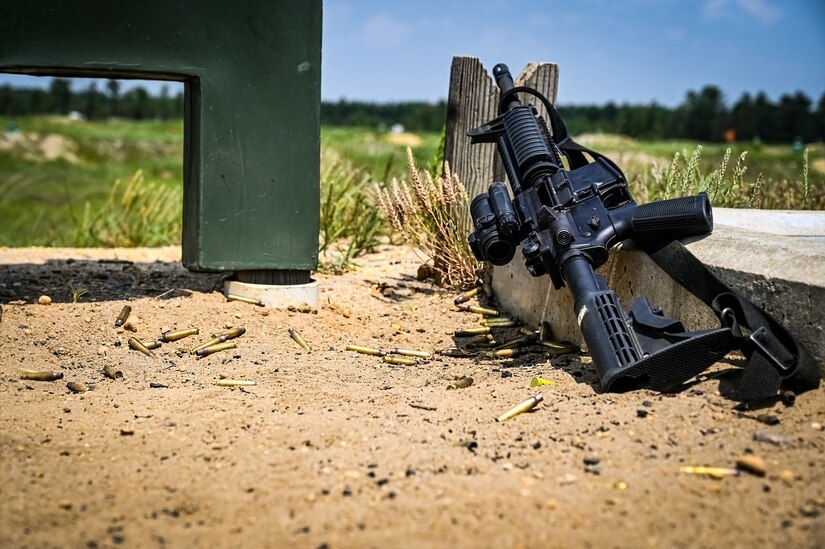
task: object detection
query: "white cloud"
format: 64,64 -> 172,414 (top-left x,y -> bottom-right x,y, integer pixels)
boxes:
360,13 -> 411,48
703,0 -> 783,24
735,0 -> 782,24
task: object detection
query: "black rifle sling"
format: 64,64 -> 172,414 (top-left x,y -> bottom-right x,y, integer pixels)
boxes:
533,96 -> 820,400
642,240 -> 820,400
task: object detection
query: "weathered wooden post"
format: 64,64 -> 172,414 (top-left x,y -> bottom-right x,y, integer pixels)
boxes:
444,56 -> 558,232
443,56 -> 559,322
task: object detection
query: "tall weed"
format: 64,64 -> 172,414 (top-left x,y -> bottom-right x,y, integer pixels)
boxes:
375,148 -> 481,289
73,170 -> 181,246
648,145 -> 820,209
319,149 -> 386,272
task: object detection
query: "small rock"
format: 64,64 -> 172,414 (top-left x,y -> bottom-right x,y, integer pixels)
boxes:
753,430 -> 789,447
38,295 -> 52,305
583,455 -> 601,466
382,287 -> 394,298
224,322 -> 234,329
799,502 -> 820,518
778,470 -> 794,482
58,500 -> 72,510
558,473 -> 578,486
755,414 -> 780,426
812,422 -> 823,431
97,346 -> 107,356
736,455 -> 767,477
636,409 -> 649,418
501,371 -> 513,378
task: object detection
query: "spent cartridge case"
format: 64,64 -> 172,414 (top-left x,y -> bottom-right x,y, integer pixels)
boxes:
288,327 -> 310,350
453,286 -> 481,305
454,326 -> 491,337
102,364 -> 123,380
195,341 -> 237,357
215,379 -> 257,387
160,327 -> 199,342
539,338 -> 580,353
128,337 -> 157,358
494,334 -> 537,351
19,369 -> 63,382
479,318 -> 521,328
346,344 -> 385,357
144,340 -> 162,350
458,305 -> 500,316
680,466 -> 740,478
226,294 -> 264,306
114,305 -> 132,328
383,356 -> 417,366
447,376 -> 474,390
211,327 -> 247,340
191,336 -> 224,354
490,348 -> 531,358
438,347 -> 475,357
67,381 -> 89,394
195,327 -> 247,352
466,334 -> 497,349
389,348 -> 432,358
496,394 -> 543,422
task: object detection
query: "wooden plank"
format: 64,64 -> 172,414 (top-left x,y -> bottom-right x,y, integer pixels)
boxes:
443,56 -> 558,231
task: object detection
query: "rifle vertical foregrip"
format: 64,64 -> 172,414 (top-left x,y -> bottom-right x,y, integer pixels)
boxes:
631,192 -> 713,241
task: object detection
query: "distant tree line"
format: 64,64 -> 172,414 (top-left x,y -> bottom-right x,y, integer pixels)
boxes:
322,86 -> 824,143
558,86 -> 825,144
320,99 -> 448,133
0,78 -> 183,121
2,78 -> 823,143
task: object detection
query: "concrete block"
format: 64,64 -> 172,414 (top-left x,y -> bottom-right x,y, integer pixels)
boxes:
491,209 -> 825,371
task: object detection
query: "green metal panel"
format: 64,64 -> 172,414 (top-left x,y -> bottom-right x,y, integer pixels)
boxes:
0,0 -> 321,272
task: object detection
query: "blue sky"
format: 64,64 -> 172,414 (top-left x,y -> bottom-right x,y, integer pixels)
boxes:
322,0 -> 824,106
2,0 -> 823,107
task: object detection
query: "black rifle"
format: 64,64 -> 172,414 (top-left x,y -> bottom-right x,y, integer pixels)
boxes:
467,64 -> 737,392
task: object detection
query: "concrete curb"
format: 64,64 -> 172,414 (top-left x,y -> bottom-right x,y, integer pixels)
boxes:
491,209 -> 825,372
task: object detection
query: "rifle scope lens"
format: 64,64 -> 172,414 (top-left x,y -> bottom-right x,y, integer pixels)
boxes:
480,237 -> 516,266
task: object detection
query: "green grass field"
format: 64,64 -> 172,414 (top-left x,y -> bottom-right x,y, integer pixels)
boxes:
0,115 -> 821,247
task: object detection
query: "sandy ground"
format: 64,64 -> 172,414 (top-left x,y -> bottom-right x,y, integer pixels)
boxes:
0,245 -> 823,549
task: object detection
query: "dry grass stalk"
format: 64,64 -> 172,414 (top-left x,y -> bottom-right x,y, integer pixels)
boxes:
375,148 -> 481,288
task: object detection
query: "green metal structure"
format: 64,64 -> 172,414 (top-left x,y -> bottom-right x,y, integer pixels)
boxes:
0,1 -> 322,279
